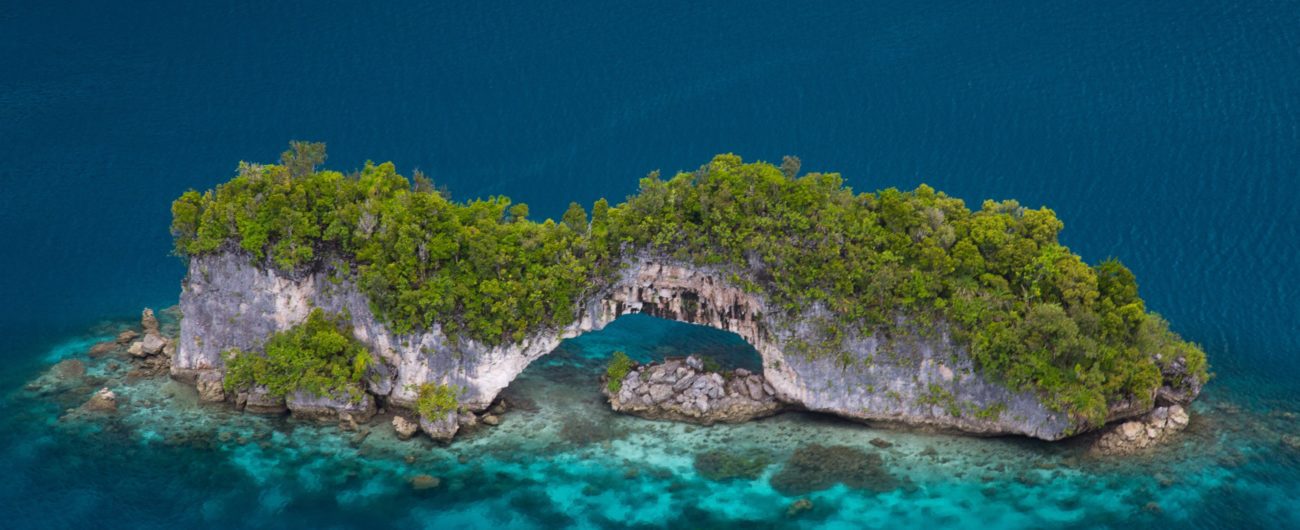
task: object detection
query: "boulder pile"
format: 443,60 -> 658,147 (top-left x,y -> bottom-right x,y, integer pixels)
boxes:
603,355 -> 783,425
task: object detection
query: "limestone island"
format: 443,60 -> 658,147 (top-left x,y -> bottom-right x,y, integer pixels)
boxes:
158,143 -> 1207,454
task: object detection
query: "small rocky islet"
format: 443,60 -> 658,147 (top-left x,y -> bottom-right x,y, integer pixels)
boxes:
17,147 -> 1250,523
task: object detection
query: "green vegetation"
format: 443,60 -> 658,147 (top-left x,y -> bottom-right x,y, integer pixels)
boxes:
222,308 -> 372,401
412,382 -> 460,421
605,351 -> 635,392
176,144 -> 1208,428
172,142 -> 596,344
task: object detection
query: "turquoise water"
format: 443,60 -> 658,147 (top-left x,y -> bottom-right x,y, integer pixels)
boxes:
6,314 -> 1298,528
2,0 -> 1299,527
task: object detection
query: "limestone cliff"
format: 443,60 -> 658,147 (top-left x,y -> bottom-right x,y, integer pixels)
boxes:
174,250 -> 1194,441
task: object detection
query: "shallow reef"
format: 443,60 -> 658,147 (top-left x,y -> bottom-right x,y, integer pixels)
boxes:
5,313 -> 1298,529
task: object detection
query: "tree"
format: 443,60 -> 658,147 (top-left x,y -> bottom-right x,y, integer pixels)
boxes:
780,155 -> 802,179
508,203 -> 530,223
562,201 -> 588,234
281,141 -> 327,179
412,169 -> 435,193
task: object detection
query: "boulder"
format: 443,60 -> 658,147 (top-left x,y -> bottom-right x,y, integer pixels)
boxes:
419,414 -> 460,442
127,341 -> 146,357
648,384 -> 673,403
1168,404 -> 1190,428
82,387 -> 118,413
115,330 -> 139,344
482,414 -> 501,426
196,371 -> 226,402
392,416 -> 420,440
141,308 -> 160,335
685,356 -> 704,371
140,333 -> 167,356
1092,405 -> 1191,456
604,358 -> 783,425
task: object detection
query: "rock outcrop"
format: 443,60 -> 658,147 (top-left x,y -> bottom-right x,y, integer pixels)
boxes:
1091,404 -> 1191,456
418,414 -> 459,442
196,370 -> 225,402
392,416 -> 420,440
130,308 -> 172,359
240,387 -> 287,415
604,356 -> 782,424
285,390 -> 377,424
174,250 -> 1201,441
81,387 -> 119,413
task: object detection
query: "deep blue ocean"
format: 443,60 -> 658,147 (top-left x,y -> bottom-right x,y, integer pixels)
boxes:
1,1 -> 1298,528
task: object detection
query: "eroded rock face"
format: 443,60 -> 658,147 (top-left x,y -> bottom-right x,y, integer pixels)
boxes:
241,387 -> 287,415
196,370 -> 225,402
1091,405 -> 1191,456
604,355 -> 782,425
286,390 -> 376,424
174,250 -> 1200,441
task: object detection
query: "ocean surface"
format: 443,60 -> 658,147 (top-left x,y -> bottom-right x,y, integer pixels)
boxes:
1,1 -> 1297,528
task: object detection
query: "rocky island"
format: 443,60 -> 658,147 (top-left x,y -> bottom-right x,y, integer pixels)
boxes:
162,143 -> 1208,448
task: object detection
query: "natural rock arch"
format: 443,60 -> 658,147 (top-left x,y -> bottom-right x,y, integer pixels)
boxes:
174,251 -> 1077,440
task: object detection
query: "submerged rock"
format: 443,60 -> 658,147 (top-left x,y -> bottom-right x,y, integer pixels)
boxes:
88,341 -> 117,358
770,444 -> 898,496
694,449 -> 772,481
409,474 -> 441,490
786,498 -> 814,517
603,355 -> 783,425
115,330 -> 139,345
558,416 -> 627,446
81,387 -> 119,413
1092,405 -> 1191,456
1281,435 -> 1300,453
52,359 -> 86,380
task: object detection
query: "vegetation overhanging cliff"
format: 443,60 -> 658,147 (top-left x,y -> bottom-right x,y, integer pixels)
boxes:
171,143 -> 1207,430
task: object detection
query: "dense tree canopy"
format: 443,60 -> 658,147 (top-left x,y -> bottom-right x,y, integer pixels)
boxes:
175,144 -> 1208,427
222,308 -> 373,401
